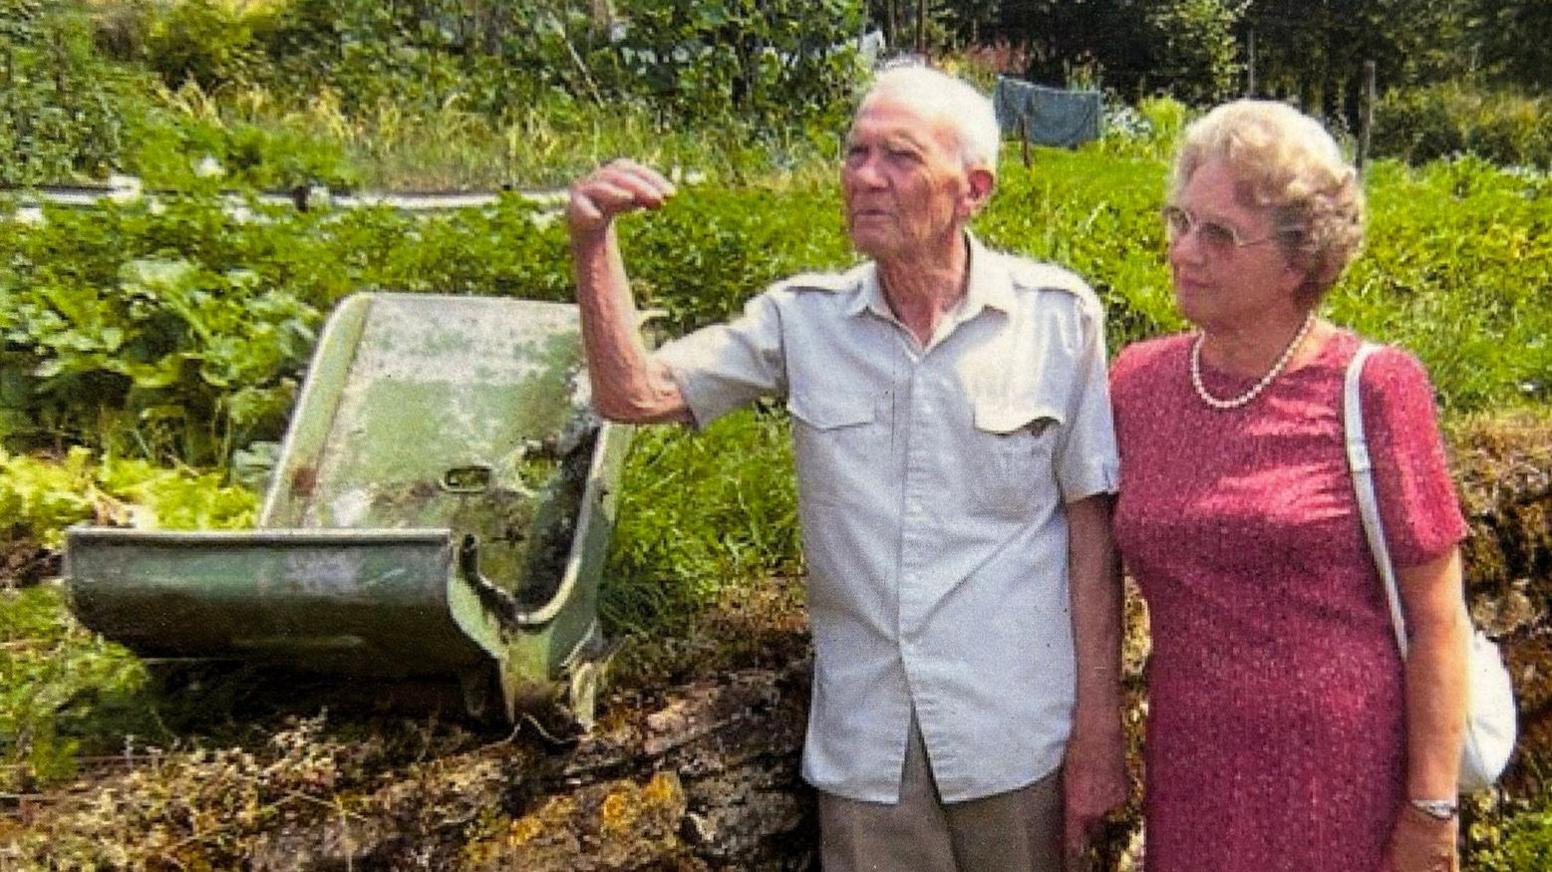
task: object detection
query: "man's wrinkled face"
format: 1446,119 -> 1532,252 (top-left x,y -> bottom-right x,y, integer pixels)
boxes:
841,94 -> 976,261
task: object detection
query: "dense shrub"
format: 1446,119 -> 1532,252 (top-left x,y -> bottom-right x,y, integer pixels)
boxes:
121,89 -> 362,190
1373,82 -> 1552,169
0,192 -> 568,463
0,0 -> 133,185
139,0 -> 270,91
1476,794 -> 1552,872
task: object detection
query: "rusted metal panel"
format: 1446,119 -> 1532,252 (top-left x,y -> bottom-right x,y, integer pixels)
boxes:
65,293 -> 630,727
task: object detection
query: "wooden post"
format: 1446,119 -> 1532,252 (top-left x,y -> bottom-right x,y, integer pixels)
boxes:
1020,115 -> 1030,169
1246,29 -> 1256,97
1357,60 -> 1376,177
53,30 -> 68,104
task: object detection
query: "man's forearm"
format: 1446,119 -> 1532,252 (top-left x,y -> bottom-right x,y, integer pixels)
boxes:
570,222 -> 687,423
566,160 -> 688,424
1061,493 -> 1128,854
1066,494 -> 1123,729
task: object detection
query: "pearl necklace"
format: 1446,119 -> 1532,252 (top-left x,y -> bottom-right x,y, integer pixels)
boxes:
1190,313 -> 1316,410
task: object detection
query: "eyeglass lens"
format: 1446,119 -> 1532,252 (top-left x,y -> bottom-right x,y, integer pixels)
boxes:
1162,206 -> 1242,251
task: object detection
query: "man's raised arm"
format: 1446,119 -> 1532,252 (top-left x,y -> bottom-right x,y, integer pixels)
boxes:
567,160 -> 691,424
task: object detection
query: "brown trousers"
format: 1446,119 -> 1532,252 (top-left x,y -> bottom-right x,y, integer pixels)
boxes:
818,715 -> 1064,872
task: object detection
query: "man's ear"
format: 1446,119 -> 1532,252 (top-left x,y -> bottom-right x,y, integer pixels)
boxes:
963,168 -> 995,217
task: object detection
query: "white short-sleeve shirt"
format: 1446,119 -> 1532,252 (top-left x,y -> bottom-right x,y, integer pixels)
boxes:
654,235 -> 1120,803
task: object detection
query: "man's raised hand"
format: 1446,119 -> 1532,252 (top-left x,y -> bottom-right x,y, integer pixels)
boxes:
566,160 -> 677,236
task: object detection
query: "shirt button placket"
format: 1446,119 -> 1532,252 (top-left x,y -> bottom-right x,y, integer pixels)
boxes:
899,367 -> 934,678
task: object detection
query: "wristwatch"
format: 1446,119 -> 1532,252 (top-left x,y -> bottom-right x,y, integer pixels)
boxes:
1409,798 -> 1458,820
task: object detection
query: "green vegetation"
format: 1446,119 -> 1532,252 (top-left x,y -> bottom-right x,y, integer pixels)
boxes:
3,0 -> 867,189
0,447 -> 256,547
1,584 -> 154,789
6,150 -> 1546,474
601,407 -> 800,636
0,0 -> 137,186
1,452 -> 254,791
1375,82 -> 1552,170
1478,801 -> 1552,872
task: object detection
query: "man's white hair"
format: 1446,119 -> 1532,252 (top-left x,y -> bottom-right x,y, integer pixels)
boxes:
859,66 -> 1001,175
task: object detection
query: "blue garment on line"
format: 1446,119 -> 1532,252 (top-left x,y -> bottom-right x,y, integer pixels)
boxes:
993,77 -> 1102,148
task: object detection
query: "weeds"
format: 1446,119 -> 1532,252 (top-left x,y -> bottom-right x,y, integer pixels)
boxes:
602,407 -> 801,638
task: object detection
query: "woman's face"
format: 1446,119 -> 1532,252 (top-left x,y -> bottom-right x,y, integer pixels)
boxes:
1166,159 -> 1306,332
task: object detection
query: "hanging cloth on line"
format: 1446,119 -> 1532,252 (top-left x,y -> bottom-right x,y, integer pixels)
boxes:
993,76 -> 1103,148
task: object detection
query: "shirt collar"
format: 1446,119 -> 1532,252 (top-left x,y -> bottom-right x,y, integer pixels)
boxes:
843,233 -> 1016,320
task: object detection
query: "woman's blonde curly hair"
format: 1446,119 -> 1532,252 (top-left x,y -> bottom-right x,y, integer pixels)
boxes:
1170,99 -> 1366,305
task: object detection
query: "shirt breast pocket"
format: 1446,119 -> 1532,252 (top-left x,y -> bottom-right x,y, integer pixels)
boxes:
787,390 -> 881,506
971,397 -> 1062,516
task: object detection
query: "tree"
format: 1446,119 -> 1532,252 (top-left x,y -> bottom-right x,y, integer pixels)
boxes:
1468,0 -> 1552,89
1241,0 -> 1472,127
975,0 -> 1243,102
1146,0 -> 1247,103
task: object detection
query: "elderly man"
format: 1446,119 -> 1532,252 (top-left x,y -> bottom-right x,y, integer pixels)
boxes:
567,66 -> 1125,871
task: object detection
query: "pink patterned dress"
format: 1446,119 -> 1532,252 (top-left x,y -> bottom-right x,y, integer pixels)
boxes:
1109,330 -> 1468,871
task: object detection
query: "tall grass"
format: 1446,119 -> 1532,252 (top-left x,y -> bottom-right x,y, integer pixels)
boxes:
602,407 -> 801,637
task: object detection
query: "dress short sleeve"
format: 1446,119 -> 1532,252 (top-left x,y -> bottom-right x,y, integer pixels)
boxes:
1360,346 -> 1470,567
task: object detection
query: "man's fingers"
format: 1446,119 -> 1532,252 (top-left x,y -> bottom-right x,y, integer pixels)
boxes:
568,190 -> 605,224
588,161 -> 676,209
577,178 -> 648,214
568,162 -> 678,233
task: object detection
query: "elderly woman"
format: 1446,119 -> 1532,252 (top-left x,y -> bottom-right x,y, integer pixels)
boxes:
1109,100 -> 1470,871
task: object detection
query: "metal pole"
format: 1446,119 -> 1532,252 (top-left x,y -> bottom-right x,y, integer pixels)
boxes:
1357,60 -> 1376,177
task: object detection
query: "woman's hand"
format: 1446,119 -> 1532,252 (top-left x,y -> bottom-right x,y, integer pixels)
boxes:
1381,803 -> 1458,872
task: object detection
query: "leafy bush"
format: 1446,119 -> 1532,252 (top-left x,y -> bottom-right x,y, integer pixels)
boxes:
1475,793 -> 1552,872
0,447 -> 245,792
123,86 -> 362,190
1,203 -> 323,462
0,583 -> 153,790
1335,157 -> 1552,412
233,0 -> 867,129
1373,82 -> 1552,169
0,193 -> 566,463
139,0 -> 271,91
0,0 -> 134,184
3,0 -> 870,189
0,447 -> 257,548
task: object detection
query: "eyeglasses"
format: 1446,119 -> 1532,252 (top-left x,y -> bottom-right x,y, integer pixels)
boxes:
1160,205 -> 1292,254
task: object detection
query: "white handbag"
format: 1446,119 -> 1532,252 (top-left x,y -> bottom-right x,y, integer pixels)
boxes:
1343,342 -> 1517,792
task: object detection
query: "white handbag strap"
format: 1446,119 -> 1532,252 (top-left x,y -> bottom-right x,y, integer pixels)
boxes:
1344,341 -> 1411,658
